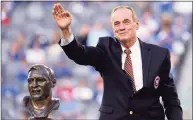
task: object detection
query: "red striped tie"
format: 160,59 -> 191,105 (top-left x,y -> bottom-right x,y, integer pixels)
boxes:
124,49 -> 136,93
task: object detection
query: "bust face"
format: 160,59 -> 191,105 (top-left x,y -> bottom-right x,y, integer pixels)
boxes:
28,69 -> 52,101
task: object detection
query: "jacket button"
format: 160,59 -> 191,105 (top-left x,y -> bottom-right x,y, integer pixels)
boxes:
129,111 -> 133,115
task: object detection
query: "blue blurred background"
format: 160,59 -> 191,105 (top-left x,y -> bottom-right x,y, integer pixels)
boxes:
1,1 -> 192,119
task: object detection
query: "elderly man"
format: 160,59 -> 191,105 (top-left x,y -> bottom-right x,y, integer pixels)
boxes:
52,3 -> 182,120
23,64 -> 59,119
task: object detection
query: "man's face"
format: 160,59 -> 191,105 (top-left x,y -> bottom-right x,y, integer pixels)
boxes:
28,69 -> 52,101
111,8 -> 139,42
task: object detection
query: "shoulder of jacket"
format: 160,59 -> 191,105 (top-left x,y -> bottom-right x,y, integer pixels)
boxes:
99,36 -> 118,43
146,42 -> 168,53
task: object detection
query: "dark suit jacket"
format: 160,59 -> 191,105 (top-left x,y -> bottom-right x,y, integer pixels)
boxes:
59,37 -> 182,120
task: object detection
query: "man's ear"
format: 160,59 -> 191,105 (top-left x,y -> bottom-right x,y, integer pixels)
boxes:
52,79 -> 56,87
135,20 -> 139,30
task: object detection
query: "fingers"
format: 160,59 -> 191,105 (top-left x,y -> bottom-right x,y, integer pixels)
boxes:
53,3 -> 60,16
58,4 -> 64,14
52,3 -> 65,18
59,10 -> 71,18
52,9 -> 57,20
52,3 -> 72,23
65,11 -> 71,18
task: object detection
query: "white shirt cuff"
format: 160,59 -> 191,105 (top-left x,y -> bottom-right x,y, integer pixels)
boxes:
60,34 -> 74,46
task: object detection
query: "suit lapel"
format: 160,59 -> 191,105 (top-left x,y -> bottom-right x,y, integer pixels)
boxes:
110,37 -> 122,68
110,37 -> 133,93
139,39 -> 151,87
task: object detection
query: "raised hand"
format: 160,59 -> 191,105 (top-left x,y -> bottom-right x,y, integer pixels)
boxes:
52,3 -> 72,30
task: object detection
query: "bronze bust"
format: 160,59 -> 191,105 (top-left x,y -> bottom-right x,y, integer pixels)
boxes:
23,64 -> 60,119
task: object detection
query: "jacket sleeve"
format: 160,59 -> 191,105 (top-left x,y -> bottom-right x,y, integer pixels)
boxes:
59,37 -> 105,70
158,49 -> 183,120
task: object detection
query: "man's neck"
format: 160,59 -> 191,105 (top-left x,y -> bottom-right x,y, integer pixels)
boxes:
120,37 -> 137,49
32,93 -> 52,110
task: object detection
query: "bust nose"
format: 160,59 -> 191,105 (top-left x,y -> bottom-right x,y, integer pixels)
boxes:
31,80 -> 38,87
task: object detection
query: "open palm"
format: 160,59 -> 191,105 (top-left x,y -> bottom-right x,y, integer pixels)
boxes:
52,3 -> 72,30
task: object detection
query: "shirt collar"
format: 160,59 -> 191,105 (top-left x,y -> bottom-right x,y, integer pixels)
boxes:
121,38 -> 140,54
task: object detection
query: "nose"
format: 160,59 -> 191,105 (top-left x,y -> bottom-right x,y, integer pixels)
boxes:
119,23 -> 125,31
31,80 -> 37,88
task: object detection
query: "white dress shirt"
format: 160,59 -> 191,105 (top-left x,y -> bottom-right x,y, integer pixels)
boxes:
60,35 -> 143,91
60,34 -> 74,46
121,39 -> 143,91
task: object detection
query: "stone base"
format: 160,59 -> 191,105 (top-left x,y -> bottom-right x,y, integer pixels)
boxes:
29,118 -> 52,120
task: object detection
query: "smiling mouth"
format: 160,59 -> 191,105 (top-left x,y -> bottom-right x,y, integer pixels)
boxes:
32,89 -> 41,94
120,33 -> 126,35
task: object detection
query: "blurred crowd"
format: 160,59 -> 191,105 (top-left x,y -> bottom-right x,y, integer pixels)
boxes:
1,1 -> 192,119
